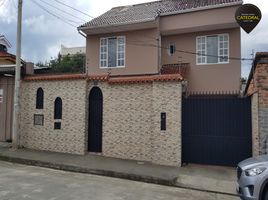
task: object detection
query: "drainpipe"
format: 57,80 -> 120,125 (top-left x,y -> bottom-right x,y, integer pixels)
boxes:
156,17 -> 162,74
158,35 -> 162,74
78,30 -> 87,38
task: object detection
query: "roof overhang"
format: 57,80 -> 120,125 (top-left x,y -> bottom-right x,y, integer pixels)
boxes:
0,35 -> 12,48
0,63 -> 25,75
78,20 -> 158,35
0,66 -> 15,75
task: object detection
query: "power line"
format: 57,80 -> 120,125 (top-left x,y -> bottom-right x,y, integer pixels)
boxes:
11,0 -> 17,9
28,0 -> 253,62
126,39 -> 253,61
39,0 -> 159,42
0,0 -> 7,7
29,0 -> 77,28
37,0 -> 87,23
52,0 -> 94,19
30,0 -> 158,44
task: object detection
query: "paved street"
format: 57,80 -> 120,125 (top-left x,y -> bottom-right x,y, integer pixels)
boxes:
0,161 -> 238,200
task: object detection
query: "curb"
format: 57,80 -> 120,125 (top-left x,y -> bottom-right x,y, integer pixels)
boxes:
0,154 -> 239,197
0,154 -> 173,185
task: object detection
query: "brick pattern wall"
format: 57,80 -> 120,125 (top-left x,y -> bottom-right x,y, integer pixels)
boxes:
19,79 -> 182,166
19,80 -> 87,154
257,63 -> 268,154
251,93 -> 259,156
87,81 -> 182,166
247,60 -> 268,155
151,82 -> 181,166
87,82 -> 153,161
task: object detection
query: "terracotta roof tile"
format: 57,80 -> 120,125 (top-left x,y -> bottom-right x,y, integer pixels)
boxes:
23,74 -> 87,81
0,51 -> 25,65
0,51 -> 15,58
23,73 -> 183,83
87,75 -> 109,81
108,74 -> 183,84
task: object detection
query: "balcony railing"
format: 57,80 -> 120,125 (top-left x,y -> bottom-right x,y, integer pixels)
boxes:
161,63 -> 189,76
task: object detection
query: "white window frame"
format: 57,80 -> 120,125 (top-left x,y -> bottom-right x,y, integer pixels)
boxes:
99,36 -> 125,68
100,38 -> 108,68
196,33 -> 229,65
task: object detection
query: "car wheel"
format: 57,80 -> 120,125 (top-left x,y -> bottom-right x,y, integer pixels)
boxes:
264,189 -> 268,200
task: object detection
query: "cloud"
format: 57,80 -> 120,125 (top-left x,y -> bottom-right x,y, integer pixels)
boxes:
0,0 -> 17,23
0,0 -> 156,63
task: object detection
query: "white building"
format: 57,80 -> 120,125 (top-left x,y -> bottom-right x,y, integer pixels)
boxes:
60,45 -> 86,56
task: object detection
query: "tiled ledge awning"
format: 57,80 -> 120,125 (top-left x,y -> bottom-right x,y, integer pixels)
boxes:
23,73 -> 183,83
108,74 -> 183,84
23,73 -> 88,81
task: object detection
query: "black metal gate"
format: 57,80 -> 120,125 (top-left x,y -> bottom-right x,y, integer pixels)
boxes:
182,95 -> 252,166
88,87 -> 103,152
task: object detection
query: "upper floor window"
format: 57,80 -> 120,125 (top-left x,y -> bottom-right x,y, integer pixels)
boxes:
196,34 -> 229,64
36,88 -> 44,109
168,44 -> 176,56
54,97 -> 62,119
100,36 -> 125,68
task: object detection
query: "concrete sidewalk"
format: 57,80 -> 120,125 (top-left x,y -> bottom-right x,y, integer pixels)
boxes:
0,142 -> 238,198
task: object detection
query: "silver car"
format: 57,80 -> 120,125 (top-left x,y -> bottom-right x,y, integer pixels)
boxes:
237,155 -> 268,200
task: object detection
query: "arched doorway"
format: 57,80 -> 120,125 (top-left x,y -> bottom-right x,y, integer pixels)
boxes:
88,87 -> 103,152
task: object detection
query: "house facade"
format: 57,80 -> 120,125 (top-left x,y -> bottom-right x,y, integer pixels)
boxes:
0,35 -> 33,142
245,52 -> 268,156
18,0 -> 243,166
80,0 -> 241,93
0,36 -> 17,142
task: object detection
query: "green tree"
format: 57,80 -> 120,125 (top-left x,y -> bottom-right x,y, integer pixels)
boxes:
241,77 -> 247,84
36,53 -> 85,73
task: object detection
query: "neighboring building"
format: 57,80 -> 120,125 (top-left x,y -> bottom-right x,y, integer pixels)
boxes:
18,0 -> 243,167
79,0 -> 241,93
0,35 -> 33,142
245,52 -> 268,156
0,36 -> 17,142
60,45 -> 86,56
0,35 -> 11,55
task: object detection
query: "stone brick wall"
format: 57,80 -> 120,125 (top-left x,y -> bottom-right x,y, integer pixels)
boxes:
87,81 -> 182,166
257,63 -> 268,154
251,93 -> 259,156
151,82 -> 181,166
87,82 -> 153,162
19,80 -> 87,155
19,78 -> 182,166
247,54 -> 268,155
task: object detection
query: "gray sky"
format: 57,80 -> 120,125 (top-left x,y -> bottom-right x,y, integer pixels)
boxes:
0,0 -> 267,78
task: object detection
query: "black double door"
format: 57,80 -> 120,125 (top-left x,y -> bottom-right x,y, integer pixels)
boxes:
182,95 -> 252,166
